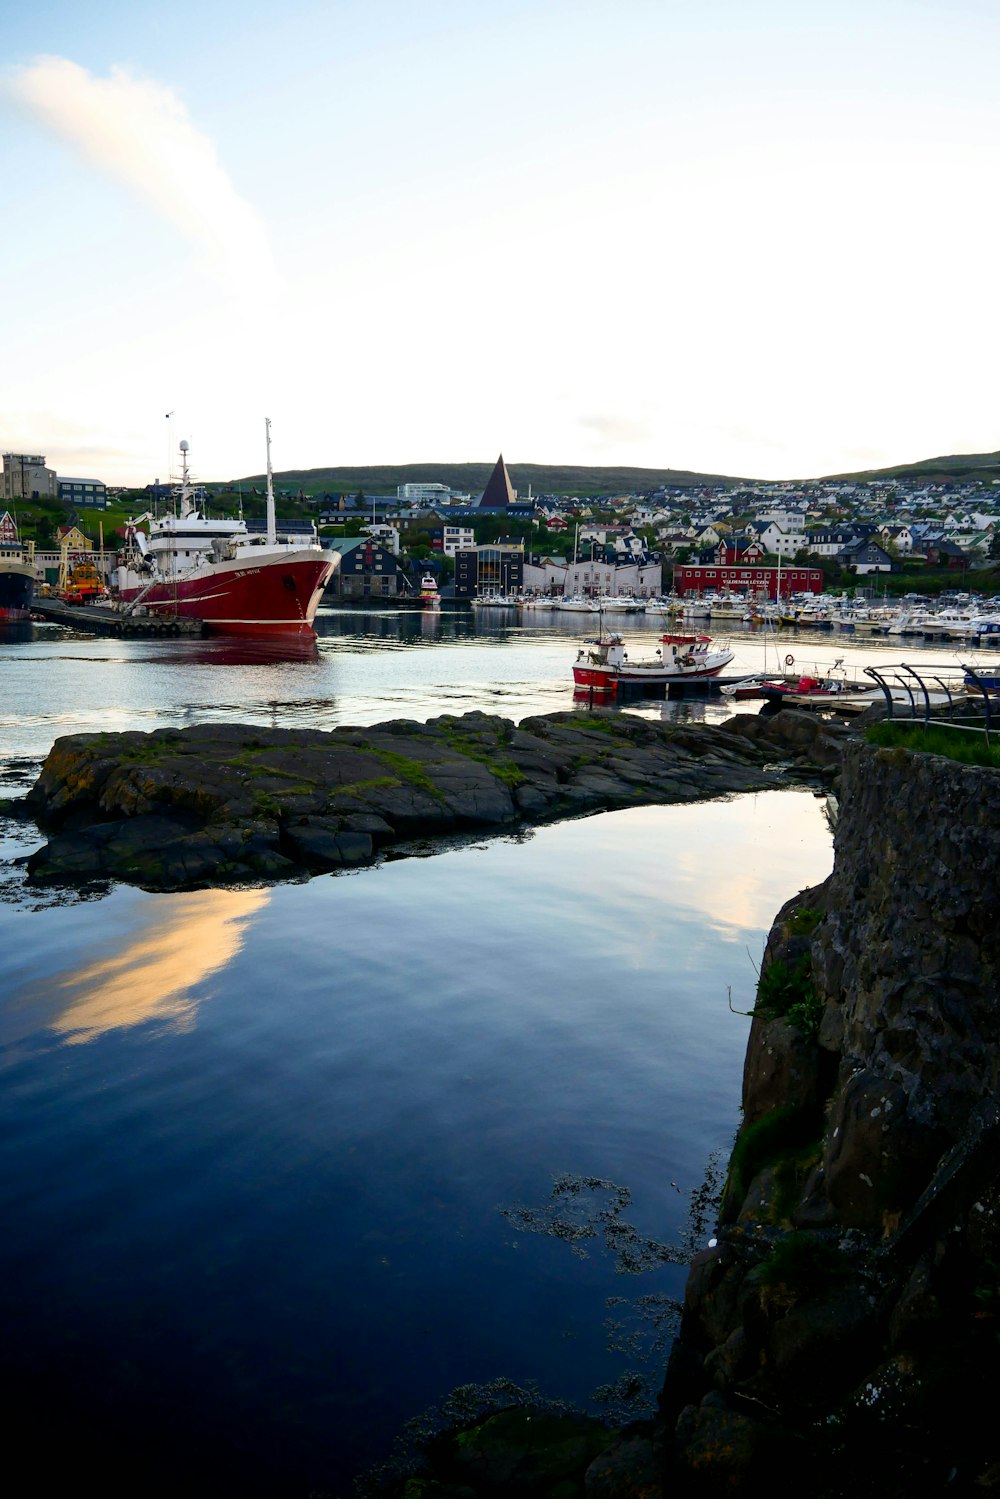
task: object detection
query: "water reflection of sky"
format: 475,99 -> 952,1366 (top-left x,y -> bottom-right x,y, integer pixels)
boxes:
0,618 -> 843,1493
47,889 -> 270,1045
0,788 -> 833,1494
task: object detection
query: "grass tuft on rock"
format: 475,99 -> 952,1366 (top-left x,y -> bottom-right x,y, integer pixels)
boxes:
866,720 -> 1000,769
753,955 -> 823,1037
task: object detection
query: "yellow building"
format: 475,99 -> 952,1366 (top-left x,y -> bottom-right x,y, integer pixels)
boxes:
54,524 -> 93,552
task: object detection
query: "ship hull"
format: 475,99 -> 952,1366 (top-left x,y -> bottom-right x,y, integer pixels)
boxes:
573,649 -> 734,690
0,562 -> 35,622
116,551 -> 334,636
573,660 -> 730,690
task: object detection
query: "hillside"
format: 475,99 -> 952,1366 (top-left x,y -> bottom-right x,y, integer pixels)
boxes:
226,461 -> 745,498
823,449 -> 1000,484
227,450 -> 1000,497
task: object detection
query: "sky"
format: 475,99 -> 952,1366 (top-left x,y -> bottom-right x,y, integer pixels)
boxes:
2,0 -> 999,486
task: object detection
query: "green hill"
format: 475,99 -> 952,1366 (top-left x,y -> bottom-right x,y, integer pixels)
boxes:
225,461 -> 746,499
823,450 -> 1000,484
227,449 -> 1000,497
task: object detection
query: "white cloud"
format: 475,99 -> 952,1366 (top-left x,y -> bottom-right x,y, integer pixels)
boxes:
578,414 -> 654,448
6,56 -> 278,296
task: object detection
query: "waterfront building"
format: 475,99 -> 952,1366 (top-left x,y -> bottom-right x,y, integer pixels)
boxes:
568,558 -> 660,597
322,536 -> 403,600
517,555 -> 661,598
454,543 -> 524,598
674,562 -> 823,599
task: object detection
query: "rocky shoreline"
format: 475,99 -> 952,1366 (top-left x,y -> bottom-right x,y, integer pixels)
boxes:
12,706 -> 993,1496
355,735 -> 1000,1498
5,707 -> 844,891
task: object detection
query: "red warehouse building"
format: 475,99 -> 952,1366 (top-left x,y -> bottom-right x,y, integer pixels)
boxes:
673,564 -> 823,600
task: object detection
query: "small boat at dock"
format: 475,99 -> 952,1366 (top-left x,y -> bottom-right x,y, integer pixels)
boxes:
758,658 -> 877,708
572,630 -> 736,698
419,572 -> 442,607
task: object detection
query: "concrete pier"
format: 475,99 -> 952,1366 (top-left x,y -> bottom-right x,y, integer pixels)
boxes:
31,600 -> 205,637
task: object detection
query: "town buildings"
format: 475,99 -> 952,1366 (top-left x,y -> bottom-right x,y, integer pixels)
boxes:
321,537 -> 403,600
2,453 -> 57,501
454,544 -> 524,598
58,477 -> 108,507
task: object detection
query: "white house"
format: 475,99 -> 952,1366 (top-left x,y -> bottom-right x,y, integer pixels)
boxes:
522,557 -> 661,597
442,524 -> 475,557
880,525 -> 913,554
756,520 -> 808,556
362,523 -> 400,555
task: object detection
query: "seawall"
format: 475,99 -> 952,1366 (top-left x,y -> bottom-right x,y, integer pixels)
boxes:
662,738 -> 1000,1494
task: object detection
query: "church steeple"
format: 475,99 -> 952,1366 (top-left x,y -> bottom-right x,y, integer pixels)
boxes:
478,453 -> 516,508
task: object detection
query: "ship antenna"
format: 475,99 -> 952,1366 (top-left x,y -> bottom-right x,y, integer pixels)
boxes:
164,410 -> 175,491
265,418 -> 277,545
178,438 -> 193,517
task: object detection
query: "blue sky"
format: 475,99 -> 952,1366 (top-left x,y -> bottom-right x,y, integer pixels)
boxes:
3,1 -> 999,484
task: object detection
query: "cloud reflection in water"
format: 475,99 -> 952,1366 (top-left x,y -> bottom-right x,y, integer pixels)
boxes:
48,888 -> 269,1045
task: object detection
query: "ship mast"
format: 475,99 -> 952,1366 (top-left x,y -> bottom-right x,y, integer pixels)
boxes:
265,417 -> 277,546
178,439 -> 194,518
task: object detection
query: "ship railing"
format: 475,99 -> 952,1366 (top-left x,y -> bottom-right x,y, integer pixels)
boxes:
863,662 -> 994,748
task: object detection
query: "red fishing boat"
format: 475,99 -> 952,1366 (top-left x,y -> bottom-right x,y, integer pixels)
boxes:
573,631 -> 735,696
114,423 -> 335,637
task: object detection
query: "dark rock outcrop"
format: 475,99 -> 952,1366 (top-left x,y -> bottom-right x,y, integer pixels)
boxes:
660,739 -> 1000,1494
305,729 -> 1000,1497
9,709 -> 842,891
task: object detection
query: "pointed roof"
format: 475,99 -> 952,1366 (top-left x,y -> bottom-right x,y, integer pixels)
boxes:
478,454 -> 516,509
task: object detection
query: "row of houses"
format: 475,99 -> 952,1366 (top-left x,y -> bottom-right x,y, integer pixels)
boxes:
322,537 -> 661,601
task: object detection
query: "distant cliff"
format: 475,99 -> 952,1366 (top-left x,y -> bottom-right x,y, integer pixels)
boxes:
661,739 -> 1000,1494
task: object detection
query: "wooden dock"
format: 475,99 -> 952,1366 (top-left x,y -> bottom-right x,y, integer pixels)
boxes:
32,600 -> 205,638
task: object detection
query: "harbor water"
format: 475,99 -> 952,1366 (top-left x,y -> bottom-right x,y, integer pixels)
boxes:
0,605 -> 912,1494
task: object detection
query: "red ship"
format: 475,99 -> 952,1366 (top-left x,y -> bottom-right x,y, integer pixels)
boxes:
114,424 -> 335,637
